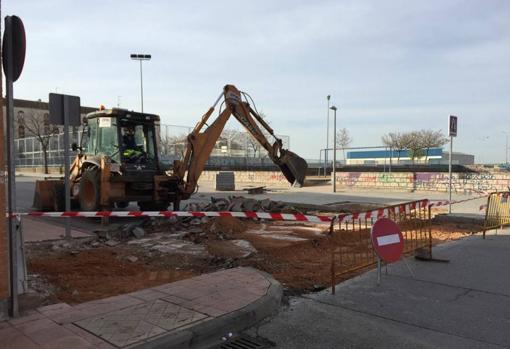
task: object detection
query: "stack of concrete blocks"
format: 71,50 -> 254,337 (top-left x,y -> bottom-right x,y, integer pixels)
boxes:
216,171 -> 235,191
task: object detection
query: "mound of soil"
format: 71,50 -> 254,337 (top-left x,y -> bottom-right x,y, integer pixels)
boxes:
205,216 -> 248,236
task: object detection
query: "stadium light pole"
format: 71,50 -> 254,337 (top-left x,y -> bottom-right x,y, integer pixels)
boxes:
130,54 -> 151,113
330,105 -> 338,192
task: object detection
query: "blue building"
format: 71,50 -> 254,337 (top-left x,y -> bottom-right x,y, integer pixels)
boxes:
346,148 -> 474,165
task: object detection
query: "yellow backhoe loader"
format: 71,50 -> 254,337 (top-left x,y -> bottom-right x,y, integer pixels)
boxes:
33,84 -> 307,211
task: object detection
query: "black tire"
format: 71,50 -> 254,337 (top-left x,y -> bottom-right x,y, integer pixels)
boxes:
138,202 -> 169,211
115,201 -> 129,209
52,183 -> 65,211
79,167 -> 100,211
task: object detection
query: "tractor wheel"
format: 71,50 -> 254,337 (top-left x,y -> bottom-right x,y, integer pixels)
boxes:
52,183 -> 65,212
115,201 -> 129,209
79,167 -> 101,211
138,202 -> 168,211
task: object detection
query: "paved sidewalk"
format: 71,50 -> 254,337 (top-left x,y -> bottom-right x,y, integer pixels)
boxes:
22,216 -> 94,242
254,229 -> 510,348
1,267 -> 282,349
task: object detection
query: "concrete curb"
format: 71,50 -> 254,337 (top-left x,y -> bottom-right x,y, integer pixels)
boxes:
131,268 -> 283,349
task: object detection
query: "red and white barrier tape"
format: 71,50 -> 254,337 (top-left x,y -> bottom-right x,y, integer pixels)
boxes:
11,210 -> 334,223
337,199 -> 430,223
10,200 -> 429,224
10,196 -> 488,223
428,193 -> 489,209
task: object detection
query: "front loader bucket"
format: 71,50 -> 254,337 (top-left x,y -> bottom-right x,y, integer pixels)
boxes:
278,150 -> 308,187
33,179 -> 63,211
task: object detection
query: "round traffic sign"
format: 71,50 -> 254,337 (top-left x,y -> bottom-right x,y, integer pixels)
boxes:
371,218 -> 404,263
2,16 -> 26,82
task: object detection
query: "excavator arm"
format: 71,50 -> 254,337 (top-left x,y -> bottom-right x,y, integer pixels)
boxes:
172,84 -> 307,198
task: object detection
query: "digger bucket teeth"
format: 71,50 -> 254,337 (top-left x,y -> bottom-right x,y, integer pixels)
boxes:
278,150 -> 308,187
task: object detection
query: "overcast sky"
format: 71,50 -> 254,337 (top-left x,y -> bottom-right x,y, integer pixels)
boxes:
6,0 -> 510,162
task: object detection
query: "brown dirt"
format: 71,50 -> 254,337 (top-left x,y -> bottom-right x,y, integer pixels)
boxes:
28,247 -> 197,304
206,216 -> 248,234
26,217 -> 485,307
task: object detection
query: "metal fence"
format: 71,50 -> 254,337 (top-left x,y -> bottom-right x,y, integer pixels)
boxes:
15,131 -> 81,168
483,192 -> 510,238
14,124 -> 292,169
330,200 -> 432,293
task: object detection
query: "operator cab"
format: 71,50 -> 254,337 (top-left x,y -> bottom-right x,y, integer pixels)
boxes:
81,108 -> 160,172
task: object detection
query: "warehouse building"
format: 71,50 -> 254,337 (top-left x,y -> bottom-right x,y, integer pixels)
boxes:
346,148 -> 474,165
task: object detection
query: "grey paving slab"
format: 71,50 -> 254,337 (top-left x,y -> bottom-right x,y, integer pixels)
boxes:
74,299 -> 208,347
1,267 -> 281,349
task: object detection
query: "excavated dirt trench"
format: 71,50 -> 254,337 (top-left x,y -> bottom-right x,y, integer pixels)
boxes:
26,214 -> 483,307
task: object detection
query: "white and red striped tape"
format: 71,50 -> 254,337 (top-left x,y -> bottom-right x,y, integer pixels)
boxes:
337,199 -> 430,223
12,210 -> 334,223
10,196 -> 488,223
10,199 -> 429,224
429,193 -> 489,209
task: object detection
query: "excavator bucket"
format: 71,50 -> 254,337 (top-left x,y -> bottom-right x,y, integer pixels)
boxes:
33,179 -> 63,211
278,150 -> 308,187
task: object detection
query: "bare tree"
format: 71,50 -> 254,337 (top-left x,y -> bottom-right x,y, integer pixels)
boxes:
419,129 -> 448,161
221,129 -> 244,156
160,133 -> 188,157
405,131 -> 425,164
382,132 -> 408,164
245,134 -> 261,157
382,130 -> 448,165
336,128 -> 352,161
21,111 -> 59,174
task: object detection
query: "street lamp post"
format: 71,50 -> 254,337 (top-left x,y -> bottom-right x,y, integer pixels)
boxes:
506,134 -> 508,166
130,54 -> 151,113
326,95 -> 331,176
330,105 -> 337,192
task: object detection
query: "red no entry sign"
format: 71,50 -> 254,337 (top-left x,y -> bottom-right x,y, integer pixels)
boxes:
371,218 -> 404,263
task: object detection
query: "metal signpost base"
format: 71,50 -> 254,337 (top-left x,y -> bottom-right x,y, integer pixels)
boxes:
377,257 -> 381,286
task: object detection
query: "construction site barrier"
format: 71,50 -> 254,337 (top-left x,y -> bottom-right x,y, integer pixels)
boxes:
13,210 -> 333,222
483,192 -> 510,238
330,199 -> 432,294
11,194 -> 487,223
428,193 -> 489,208
10,200 -> 430,224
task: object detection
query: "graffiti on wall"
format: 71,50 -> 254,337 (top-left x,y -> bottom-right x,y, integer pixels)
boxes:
336,171 -> 507,193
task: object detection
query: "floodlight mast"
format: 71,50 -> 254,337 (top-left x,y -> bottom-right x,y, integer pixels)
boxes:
130,54 -> 151,113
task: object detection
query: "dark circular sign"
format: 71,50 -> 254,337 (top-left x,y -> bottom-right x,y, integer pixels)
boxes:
370,218 -> 404,263
2,15 -> 26,82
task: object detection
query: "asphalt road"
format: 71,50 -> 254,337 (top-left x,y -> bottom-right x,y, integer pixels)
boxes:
251,229 -> 510,348
15,176 -> 486,214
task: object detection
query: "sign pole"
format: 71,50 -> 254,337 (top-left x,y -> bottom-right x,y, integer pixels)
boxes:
4,16 -> 19,318
448,135 -> 452,214
63,97 -> 71,239
448,115 -> 457,215
377,257 -> 381,286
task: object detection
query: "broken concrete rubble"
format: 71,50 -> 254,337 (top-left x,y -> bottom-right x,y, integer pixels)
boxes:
132,227 -> 146,239
184,196 -> 297,213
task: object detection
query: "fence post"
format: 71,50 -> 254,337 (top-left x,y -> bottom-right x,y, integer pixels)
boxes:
331,249 -> 336,295
428,205 -> 433,259
483,194 -> 491,239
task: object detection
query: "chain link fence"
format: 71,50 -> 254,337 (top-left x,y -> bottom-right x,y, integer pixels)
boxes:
15,124 -> 292,170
